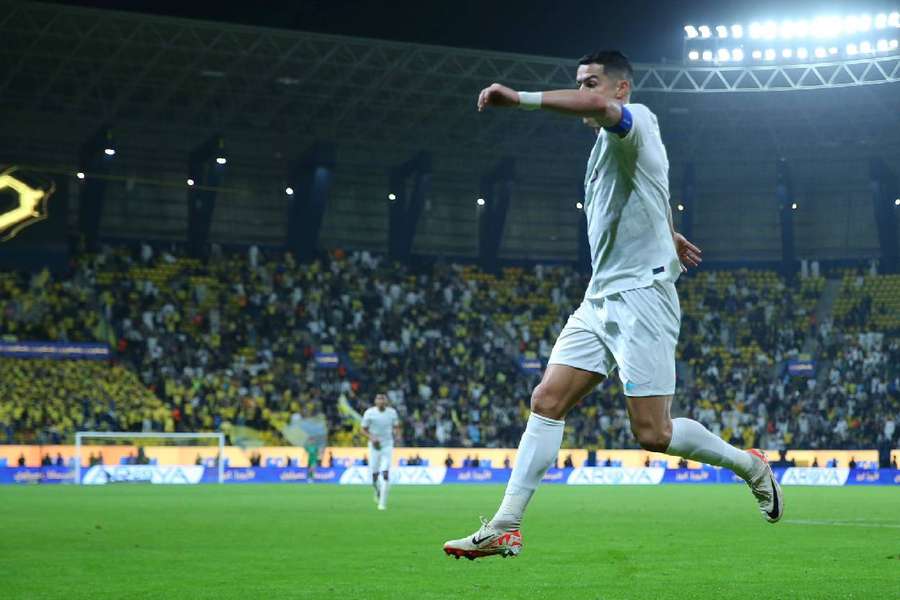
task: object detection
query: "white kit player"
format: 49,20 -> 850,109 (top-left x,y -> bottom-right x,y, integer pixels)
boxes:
361,393 -> 401,511
443,50 -> 783,560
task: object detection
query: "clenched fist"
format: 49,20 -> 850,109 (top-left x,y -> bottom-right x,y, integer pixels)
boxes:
477,83 -> 519,111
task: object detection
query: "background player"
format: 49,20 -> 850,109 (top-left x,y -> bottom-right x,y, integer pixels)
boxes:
443,50 -> 782,560
361,393 -> 401,511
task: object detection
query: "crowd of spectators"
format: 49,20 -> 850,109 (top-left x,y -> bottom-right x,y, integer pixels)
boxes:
0,244 -> 897,454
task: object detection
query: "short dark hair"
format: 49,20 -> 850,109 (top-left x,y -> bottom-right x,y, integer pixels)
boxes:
578,50 -> 633,83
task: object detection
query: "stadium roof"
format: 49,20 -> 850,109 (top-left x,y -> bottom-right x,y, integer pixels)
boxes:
2,1 -> 899,171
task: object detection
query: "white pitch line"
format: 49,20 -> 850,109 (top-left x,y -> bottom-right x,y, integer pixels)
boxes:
784,519 -> 900,529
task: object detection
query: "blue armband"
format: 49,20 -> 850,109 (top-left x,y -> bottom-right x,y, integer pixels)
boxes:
604,105 -> 633,138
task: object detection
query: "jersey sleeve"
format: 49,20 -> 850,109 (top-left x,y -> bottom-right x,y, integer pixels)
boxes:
608,103 -> 648,148
361,409 -> 371,429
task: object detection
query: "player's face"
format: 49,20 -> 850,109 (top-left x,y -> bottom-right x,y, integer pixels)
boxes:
375,394 -> 387,410
576,63 -> 628,129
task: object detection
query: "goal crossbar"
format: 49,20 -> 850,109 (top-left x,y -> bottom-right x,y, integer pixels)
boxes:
75,431 -> 225,484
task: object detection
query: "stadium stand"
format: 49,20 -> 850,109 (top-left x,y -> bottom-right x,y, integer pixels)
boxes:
1,245 -> 897,454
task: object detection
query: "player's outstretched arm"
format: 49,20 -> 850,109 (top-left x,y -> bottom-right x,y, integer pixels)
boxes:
477,83 -> 621,127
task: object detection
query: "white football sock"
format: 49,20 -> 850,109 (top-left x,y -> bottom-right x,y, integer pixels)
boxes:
666,417 -> 755,480
490,412 -> 564,530
379,477 -> 389,508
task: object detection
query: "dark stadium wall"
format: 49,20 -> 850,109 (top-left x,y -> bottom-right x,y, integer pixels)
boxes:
77,154 -> 888,265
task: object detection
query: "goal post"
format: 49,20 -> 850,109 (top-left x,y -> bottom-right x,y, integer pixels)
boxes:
74,431 -> 226,485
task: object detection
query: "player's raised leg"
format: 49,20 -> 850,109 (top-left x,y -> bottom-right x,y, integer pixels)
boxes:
627,395 -> 783,523
443,363 -> 603,559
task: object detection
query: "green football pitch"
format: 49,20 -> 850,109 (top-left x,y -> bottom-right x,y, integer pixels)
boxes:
1,485 -> 898,599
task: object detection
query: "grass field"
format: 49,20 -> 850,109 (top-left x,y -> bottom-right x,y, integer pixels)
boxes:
1,484 -> 898,599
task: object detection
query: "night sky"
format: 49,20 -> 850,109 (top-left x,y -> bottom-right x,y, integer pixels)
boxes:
50,1 -> 898,62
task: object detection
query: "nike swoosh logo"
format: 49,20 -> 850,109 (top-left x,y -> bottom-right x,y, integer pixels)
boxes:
766,474 -> 781,521
471,534 -> 493,545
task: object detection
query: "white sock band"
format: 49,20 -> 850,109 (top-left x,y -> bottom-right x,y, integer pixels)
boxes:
518,91 -> 542,111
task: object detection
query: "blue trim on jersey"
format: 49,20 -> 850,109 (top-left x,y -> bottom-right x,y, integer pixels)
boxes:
604,105 -> 633,138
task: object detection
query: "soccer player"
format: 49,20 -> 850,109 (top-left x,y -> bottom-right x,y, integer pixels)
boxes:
443,50 -> 783,560
361,393 -> 401,511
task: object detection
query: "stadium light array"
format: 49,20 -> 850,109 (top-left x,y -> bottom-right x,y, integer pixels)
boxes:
186,178 -> 195,186
76,172 -> 85,179
684,10 -> 900,64
791,202 -> 798,210
895,198 -> 900,205
285,186 -> 294,196
476,197 -> 486,206
576,201 -> 584,210
103,148 -> 115,156
387,192 -> 396,201
215,157 -> 227,165
677,204 -> 685,211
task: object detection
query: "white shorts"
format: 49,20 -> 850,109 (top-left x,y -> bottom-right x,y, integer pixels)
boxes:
548,281 -> 680,397
369,444 -> 393,474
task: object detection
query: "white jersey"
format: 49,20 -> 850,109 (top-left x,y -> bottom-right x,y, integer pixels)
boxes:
582,102 -> 680,300
362,407 -> 399,446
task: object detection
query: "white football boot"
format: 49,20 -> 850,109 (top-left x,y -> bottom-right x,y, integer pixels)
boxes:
746,449 -> 784,523
443,518 -> 522,560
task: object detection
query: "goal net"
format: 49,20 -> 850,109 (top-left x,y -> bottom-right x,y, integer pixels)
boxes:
74,431 -> 225,485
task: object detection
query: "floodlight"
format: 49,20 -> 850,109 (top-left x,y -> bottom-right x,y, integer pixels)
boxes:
796,47 -> 808,59
764,48 -> 776,60
702,50 -> 713,61
731,24 -> 744,38
215,157 -> 226,165
752,49 -> 763,59
846,43 -> 859,55
699,25 -> 711,38
717,48 -> 731,61
285,187 -> 294,196
716,25 -> 729,38
732,48 -> 745,61
780,20 -> 795,38
814,47 -> 827,58
476,198 -> 485,206
749,22 -> 763,39
576,202 -> 583,210
685,25 -> 699,38
859,14 -> 872,32
688,50 -> 700,61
